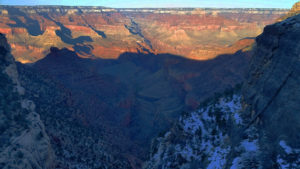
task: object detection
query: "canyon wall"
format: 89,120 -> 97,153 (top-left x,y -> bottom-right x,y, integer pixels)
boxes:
0,33 -> 54,169
0,6 -> 288,63
242,11 -> 300,169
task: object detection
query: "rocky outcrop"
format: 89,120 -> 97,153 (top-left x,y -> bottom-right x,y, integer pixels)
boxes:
242,13 -> 300,168
0,6 -> 287,63
0,33 -> 54,168
278,1 -> 300,21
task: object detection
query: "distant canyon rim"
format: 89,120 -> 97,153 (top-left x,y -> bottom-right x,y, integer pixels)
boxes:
0,6 -> 288,63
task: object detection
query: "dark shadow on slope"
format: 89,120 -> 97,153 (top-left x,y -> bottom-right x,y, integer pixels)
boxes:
39,12 -> 93,56
16,60 -> 132,169
75,7 -> 107,38
90,28 -> 107,38
54,28 -> 93,45
73,44 -> 94,56
125,18 -> 153,50
31,47 -> 251,166
6,7 -> 44,36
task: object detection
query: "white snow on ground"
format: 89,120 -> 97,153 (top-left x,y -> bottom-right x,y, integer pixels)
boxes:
277,154 -> 300,169
200,138 -> 213,153
218,95 -> 241,114
201,107 -> 213,121
279,140 -> 293,154
152,138 -> 165,164
233,113 -> 243,125
182,112 -> 206,135
277,155 -> 289,169
175,144 -> 196,161
182,95 -> 242,136
230,157 -> 242,169
276,140 -> 300,168
148,92 -> 300,169
164,131 -> 171,138
229,133 -> 261,169
147,94 -> 244,169
241,139 -> 258,152
178,95 -> 240,168
218,95 -> 243,125
207,146 -> 231,169
180,94 -> 243,168
182,95 -> 243,167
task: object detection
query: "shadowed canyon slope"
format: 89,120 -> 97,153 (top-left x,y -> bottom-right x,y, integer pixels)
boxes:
0,33 -> 132,169
0,33 -> 54,169
30,47 -> 251,165
0,6 -> 288,63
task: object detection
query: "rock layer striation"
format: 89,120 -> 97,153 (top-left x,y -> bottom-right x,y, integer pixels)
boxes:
0,6 -> 287,63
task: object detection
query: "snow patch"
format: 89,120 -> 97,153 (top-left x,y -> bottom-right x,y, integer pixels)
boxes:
279,140 -> 293,154
182,112 -> 205,135
241,139 -> 258,152
277,155 -> 289,169
201,107 -> 213,121
230,157 -> 242,169
147,93 -> 244,169
175,144 -> 196,161
207,146 -> 230,169
233,112 -> 243,125
218,95 -> 241,114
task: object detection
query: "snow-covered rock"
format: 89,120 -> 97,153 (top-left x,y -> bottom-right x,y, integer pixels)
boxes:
145,92 -> 251,169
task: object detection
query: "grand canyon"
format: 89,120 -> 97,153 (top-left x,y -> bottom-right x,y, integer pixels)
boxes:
0,6 -> 288,62
1,1 -> 300,169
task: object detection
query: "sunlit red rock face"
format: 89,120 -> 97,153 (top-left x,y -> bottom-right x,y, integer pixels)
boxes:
0,6 -> 288,63
278,1 -> 300,21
